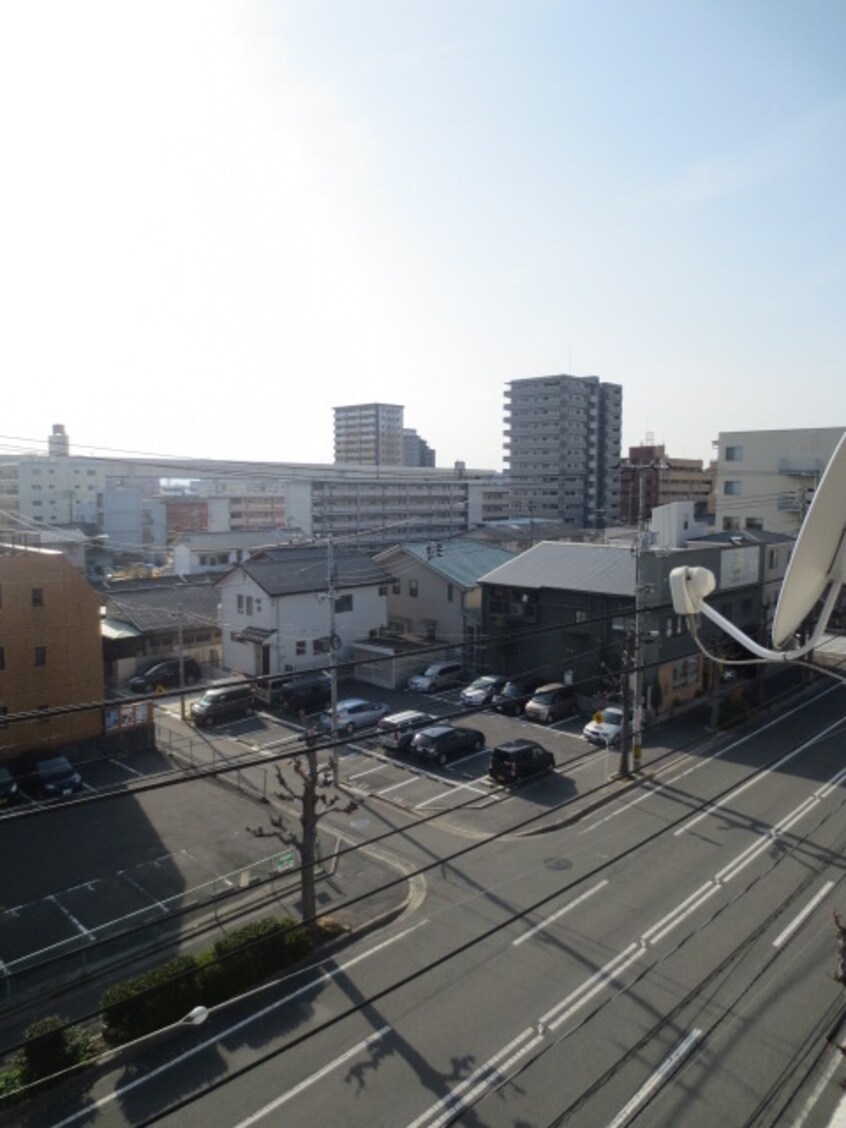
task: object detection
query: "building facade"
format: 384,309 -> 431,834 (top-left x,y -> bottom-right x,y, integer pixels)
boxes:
333,403 -> 405,466
403,429 -> 436,467
504,374 -> 622,527
713,428 -> 844,535
0,546 -> 105,762
619,444 -> 713,525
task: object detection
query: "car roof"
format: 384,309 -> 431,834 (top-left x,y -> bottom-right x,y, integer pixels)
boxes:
381,710 -> 430,724
415,724 -> 454,737
335,698 -> 371,709
495,739 -> 542,754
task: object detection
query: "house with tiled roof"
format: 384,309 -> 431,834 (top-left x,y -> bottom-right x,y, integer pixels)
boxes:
100,575 -> 221,685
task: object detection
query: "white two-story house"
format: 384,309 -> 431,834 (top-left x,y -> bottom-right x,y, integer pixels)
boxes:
216,546 -> 395,678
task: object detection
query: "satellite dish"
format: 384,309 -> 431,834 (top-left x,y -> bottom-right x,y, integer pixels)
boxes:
668,430 -> 846,663
771,430 -> 846,648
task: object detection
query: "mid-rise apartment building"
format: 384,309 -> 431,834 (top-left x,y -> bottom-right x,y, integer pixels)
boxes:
0,545 -> 104,761
714,428 -> 844,535
619,444 -> 713,524
504,374 -> 622,527
334,403 -> 405,466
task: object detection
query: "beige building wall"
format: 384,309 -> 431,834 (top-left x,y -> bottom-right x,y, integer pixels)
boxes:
0,548 -> 104,761
714,428 -> 844,536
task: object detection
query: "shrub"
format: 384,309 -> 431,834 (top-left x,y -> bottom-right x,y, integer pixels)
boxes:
16,1015 -> 93,1085
101,916 -> 311,1046
101,954 -> 199,1047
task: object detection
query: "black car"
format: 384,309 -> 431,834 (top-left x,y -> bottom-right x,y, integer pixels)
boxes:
128,658 -> 202,693
36,756 -> 83,799
0,767 -> 19,807
490,677 -> 546,717
489,739 -> 555,785
190,683 -> 253,727
411,724 -> 485,766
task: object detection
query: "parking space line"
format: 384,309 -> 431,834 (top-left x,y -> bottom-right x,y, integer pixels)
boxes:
415,780 -> 488,808
118,872 -> 170,914
46,895 -> 94,941
108,758 -> 145,778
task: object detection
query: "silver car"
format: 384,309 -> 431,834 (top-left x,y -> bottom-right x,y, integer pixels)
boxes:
319,698 -> 391,735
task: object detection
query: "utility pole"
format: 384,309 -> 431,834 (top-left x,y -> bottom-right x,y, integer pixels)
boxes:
632,472 -> 647,773
326,536 -> 338,742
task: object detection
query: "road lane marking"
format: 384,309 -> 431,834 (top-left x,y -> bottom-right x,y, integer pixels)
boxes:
607,1028 -> 702,1128
641,882 -> 720,946
47,922 -> 428,1127
232,1025 -> 392,1127
405,1028 -> 540,1128
541,942 -> 645,1032
675,713 -> 846,838
513,880 -> 609,946
773,881 -> 835,948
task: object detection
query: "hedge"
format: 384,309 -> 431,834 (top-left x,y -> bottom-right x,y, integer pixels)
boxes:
101,916 -> 310,1046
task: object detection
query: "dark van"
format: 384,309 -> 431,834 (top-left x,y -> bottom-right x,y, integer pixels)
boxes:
191,683 -> 253,727
253,673 -> 332,715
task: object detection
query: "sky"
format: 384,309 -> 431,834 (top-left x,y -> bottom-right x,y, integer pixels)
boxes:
2,1 -> 844,471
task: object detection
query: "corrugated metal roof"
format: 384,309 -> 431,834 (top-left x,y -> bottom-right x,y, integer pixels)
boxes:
237,546 -> 393,597
479,541 -> 636,596
377,540 -> 516,589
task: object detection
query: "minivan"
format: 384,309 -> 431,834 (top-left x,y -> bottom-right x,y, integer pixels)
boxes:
489,740 -> 555,784
191,683 -> 253,727
407,662 -> 463,694
253,672 -> 332,715
129,658 -> 202,693
524,683 -> 576,725
376,710 -> 435,754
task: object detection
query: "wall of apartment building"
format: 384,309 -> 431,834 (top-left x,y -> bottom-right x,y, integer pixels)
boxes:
0,549 -> 105,762
714,428 -> 844,535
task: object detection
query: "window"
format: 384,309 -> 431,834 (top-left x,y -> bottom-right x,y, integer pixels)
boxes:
296,640 -> 307,656
313,638 -> 330,655
447,584 -> 454,603
392,582 -> 401,595
378,584 -> 388,596
722,517 -> 740,531
672,657 -> 700,688
575,610 -> 588,623
725,445 -> 743,461
723,481 -> 741,496
245,596 -> 254,616
35,646 -> 47,666
335,594 -> 353,613
409,580 -> 419,598
745,517 -> 763,530
32,587 -> 44,607
237,594 -> 244,613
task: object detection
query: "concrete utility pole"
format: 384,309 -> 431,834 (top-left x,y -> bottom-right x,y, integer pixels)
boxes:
326,536 -> 338,741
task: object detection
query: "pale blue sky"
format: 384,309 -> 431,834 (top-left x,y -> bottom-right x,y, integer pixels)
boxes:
2,1 -> 844,469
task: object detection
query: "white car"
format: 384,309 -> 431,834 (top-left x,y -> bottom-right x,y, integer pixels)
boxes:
582,706 -> 626,746
459,675 -> 507,707
319,698 -> 391,735
407,662 -> 463,693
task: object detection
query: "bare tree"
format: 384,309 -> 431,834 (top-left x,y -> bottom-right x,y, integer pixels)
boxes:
248,727 -> 355,942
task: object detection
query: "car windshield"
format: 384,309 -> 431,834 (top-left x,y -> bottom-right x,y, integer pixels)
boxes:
534,689 -> 557,703
501,683 -> 525,697
41,759 -> 73,779
604,708 -> 624,724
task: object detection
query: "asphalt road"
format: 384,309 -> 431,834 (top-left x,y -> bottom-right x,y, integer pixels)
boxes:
7,680 -> 846,1127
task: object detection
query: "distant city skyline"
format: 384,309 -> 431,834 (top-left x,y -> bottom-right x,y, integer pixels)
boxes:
3,2 -> 844,471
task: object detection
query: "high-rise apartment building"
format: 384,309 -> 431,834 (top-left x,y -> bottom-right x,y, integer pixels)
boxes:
403,428 -> 436,467
334,403 -> 404,466
504,374 -> 622,527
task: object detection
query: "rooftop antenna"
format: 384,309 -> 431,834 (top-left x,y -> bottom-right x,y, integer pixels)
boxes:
669,430 -> 846,664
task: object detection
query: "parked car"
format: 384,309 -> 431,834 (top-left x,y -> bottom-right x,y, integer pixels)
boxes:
488,739 -> 555,785
0,767 -> 19,807
376,710 -> 436,754
410,724 -> 485,766
253,672 -> 332,714
190,683 -> 253,727
582,706 -> 626,746
407,662 -> 464,694
129,657 -> 202,693
524,683 -> 577,725
319,698 -> 391,735
36,756 -> 83,799
490,677 -> 546,716
459,675 -> 507,708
